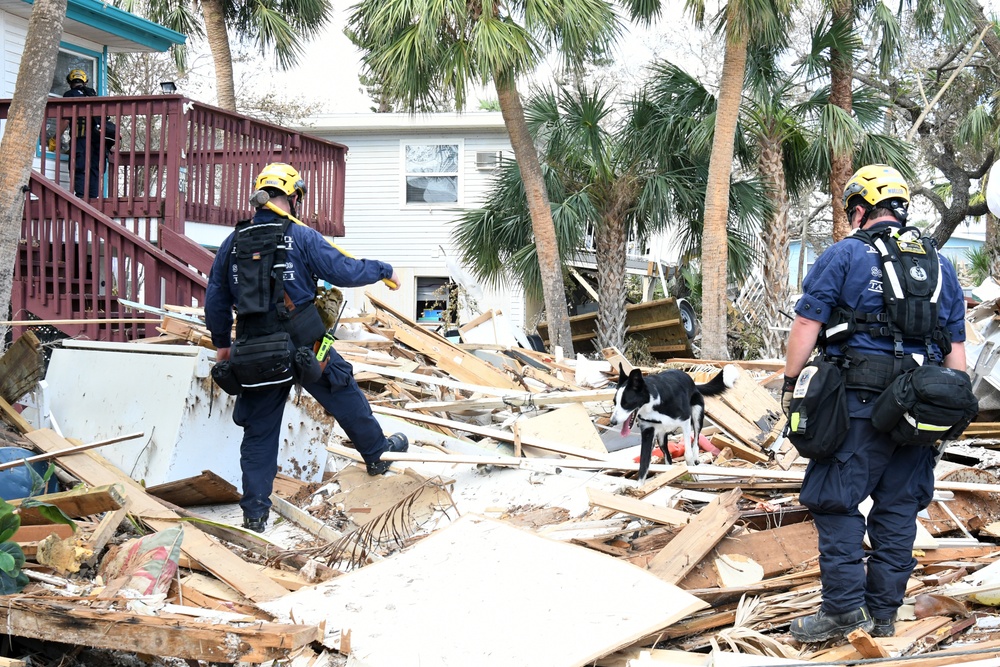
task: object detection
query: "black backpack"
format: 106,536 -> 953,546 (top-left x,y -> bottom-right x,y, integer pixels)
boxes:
871,365 -> 979,445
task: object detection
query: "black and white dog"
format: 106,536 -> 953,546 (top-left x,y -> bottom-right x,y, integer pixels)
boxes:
610,363 -> 739,480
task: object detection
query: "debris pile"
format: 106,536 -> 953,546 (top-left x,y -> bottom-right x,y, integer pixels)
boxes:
2,294 -> 1000,666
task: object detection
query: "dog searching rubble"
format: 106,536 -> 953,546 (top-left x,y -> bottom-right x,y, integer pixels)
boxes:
3,296 -> 1000,664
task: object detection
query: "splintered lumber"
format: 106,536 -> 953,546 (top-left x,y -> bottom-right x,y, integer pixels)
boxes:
847,628 -> 890,658
146,470 -> 241,507
0,431 -> 144,473
703,372 -> 783,451
646,488 -> 742,585
586,488 -> 691,526
260,514 -> 708,666
0,330 -> 43,405
25,429 -> 288,602
0,596 -> 321,663
679,520 -> 819,591
11,483 -> 126,525
367,293 -> 522,390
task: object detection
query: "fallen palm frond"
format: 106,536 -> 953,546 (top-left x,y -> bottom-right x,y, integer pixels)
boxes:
710,594 -> 800,659
273,477 -> 459,571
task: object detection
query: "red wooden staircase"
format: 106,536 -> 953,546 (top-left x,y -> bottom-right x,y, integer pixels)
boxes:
1,95 -> 347,344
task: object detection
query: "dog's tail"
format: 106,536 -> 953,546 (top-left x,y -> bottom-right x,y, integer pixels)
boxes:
696,364 -> 739,396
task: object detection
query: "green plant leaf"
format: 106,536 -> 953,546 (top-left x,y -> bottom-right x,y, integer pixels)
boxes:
0,511 -> 20,544
0,541 -> 26,571
19,499 -> 76,528
0,568 -> 28,594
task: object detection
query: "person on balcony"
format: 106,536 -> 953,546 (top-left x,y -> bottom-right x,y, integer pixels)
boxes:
62,69 -> 104,198
204,162 -> 409,533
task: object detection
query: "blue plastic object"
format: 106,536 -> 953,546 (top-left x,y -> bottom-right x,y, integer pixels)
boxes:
0,447 -> 58,501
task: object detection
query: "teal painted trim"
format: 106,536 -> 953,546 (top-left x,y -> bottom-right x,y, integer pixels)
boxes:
59,40 -> 101,59
101,46 -> 108,95
23,0 -> 185,51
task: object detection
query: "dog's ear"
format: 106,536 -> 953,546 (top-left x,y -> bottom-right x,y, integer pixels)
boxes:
627,368 -> 645,390
618,363 -> 628,383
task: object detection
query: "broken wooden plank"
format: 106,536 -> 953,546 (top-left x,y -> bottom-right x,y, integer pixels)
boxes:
12,483 -> 126,525
0,396 -> 33,434
586,488 -> 690,527
0,596 -> 321,663
25,429 -> 288,603
847,628 -> 889,658
0,330 -> 43,405
146,470 -> 241,507
646,488 -> 742,585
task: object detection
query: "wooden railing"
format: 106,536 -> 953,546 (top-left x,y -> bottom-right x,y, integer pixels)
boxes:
0,94 -> 348,239
12,172 -> 207,343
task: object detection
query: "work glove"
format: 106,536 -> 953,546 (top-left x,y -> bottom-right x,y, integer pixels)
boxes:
781,375 -> 798,418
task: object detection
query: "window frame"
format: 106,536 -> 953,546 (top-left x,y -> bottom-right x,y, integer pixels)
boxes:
399,139 -> 463,207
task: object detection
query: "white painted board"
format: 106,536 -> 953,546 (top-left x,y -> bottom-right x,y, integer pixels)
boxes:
261,514 -> 707,667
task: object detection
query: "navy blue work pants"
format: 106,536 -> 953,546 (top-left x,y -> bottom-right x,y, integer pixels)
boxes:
799,416 -> 935,619
232,350 -> 389,519
73,137 -> 104,198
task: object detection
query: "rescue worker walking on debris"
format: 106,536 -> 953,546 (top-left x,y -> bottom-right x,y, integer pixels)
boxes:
205,162 -> 409,533
782,165 -> 969,642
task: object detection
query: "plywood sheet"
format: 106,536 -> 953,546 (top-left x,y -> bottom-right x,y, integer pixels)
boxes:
261,514 -> 707,667
518,403 -> 608,455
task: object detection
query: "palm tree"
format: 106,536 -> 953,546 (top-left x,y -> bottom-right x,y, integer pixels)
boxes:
689,0 -> 792,359
345,0 -> 668,357
0,0 -> 67,347
118,0 -> 331,111
455,80 -> 769,354
818,0 -> 974,241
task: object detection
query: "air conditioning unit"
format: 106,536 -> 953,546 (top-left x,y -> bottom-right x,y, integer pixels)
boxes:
476,151 -> 502,170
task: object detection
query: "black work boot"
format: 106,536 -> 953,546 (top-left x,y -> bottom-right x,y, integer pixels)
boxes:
790,607 -> 873,643
243,513 -> 268,533
366,433 -> 409,476
871,617 -> 896,638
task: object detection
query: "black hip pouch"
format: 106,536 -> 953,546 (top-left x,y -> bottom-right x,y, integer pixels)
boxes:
230,332 -> 295,390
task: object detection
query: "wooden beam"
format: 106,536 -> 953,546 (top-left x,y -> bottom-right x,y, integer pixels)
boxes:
646,488 -> 742,585
0,330 -> 43,405
586,488 -> 691,527
12,483 -> 126,525
0,396 -> 33,434
0,432 -> 144,472
0,596 -> 321,663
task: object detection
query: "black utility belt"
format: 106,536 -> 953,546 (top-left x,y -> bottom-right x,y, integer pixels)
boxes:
835,350 -> 925,393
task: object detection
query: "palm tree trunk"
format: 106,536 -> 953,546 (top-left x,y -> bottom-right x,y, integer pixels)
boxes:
201,0 -> 237,111
987,213 -> 1000,280
701,34 -> 748,361
759,135 -> 790,358
595,214 -> 628,352
829,0 -> 854,242
495,76 -> 574,356
0,0 -> 67,348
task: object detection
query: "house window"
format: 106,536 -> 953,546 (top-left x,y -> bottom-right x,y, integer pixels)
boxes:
403,142 -> 461,205
50,50 -> 97,96
416,277 -> 456,324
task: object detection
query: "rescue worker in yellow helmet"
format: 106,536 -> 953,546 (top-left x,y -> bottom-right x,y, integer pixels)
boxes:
204,162 -> 406,533
782,164 -> 968,642
62,68 -> 104,197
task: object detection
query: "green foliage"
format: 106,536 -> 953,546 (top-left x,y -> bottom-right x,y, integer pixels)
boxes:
966,245 -> 992,287
623,336 -> 658,368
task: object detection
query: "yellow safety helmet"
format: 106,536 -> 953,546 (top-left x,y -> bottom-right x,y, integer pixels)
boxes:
842,164 -> 910,212
66,69 -> 88,85
254,162 -> 307,199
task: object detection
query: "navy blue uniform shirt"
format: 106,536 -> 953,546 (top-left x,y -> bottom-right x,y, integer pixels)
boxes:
205,209 -> 394,349
795,221 -> 966,362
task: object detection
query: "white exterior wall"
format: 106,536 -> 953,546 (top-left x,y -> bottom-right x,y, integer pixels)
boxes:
310,116 -> 527,332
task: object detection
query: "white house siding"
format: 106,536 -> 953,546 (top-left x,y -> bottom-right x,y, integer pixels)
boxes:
308,114 -> 528,334
1,11 -> 27,97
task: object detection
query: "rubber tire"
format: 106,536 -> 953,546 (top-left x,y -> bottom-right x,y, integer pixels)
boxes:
677,298 -> 700,339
